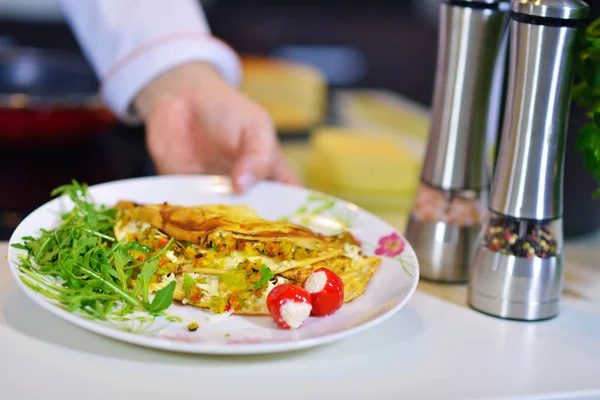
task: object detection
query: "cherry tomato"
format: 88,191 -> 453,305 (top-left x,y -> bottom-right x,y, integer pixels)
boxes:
302,268 -> 344,317
266,284 -> 312,330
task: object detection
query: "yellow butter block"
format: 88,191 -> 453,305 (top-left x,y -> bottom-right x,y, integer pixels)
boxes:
334,89 -> 431,141
306,127 -> 421,196
241,56 -> 327,132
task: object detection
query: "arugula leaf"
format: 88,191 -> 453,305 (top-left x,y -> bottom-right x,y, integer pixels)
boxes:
146,281 -> 176,313
183,273 -> 196,291
124,238 -> 173,271
122,241 -> 155,253
139,261 -> 158,280
138,259 -> 159,304
11,180 -> 175,322
112,249 -> 133,290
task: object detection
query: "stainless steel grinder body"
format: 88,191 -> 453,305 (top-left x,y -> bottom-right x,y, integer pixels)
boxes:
406,0 -> 510,282
468,0 -> 590,320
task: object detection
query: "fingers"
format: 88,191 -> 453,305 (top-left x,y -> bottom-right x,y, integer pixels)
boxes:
231,144 -> 302,194
230,110 -> 302,194
230,155 -> 259,194
146,98 -> 196,175
270,149 -> 302,186
230,112 -> 277,194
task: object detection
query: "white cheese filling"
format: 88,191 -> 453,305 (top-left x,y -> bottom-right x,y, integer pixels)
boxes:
165,250 -> 179,264
304,270 -> 327,293
264,276 -> 287,296
152,272 -> 176,291
192,276 -> 220,297
343,243 -> 361,260
114,220 -> 152,241
217,251 -> 292,272
280,301 -> 312,329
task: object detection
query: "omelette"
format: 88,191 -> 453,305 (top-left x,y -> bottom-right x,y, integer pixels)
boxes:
113,201 -> 381,315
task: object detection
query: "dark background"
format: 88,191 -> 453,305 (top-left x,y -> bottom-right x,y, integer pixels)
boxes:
0,0 -> 598,240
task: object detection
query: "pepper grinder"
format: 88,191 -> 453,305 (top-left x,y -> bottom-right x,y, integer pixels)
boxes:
467,0 -> 590,320
405,0 -> 510,282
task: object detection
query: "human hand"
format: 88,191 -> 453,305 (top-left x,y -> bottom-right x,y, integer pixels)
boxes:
134,62 -> 300,194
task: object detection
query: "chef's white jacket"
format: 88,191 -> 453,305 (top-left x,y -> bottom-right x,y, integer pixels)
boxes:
59,0 -> 242,123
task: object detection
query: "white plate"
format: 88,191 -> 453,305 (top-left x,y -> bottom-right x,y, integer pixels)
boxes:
7,175 -> 419,355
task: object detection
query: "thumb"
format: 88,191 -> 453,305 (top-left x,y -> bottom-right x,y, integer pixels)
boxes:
230,118 -> 276,194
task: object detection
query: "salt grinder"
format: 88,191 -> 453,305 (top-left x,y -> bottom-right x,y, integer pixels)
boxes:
468,0 -> 590,320
406,0 -> 510,282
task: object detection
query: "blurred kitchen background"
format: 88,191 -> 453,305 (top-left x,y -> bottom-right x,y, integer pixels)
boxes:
0,0 -> 598,241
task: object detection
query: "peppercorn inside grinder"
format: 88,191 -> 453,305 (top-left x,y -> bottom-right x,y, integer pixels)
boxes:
405,0 -> 510,282
467,0 -> 590,321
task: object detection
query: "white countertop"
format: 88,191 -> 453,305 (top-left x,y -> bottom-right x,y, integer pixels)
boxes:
2,236 -> 600,400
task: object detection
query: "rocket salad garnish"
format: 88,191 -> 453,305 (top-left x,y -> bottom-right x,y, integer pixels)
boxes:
11,181 -> 177,321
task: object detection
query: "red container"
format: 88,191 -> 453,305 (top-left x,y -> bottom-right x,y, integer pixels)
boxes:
0,45 -> 116,145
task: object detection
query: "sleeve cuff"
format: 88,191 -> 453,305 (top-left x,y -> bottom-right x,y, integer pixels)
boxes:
100,34 -> 242,124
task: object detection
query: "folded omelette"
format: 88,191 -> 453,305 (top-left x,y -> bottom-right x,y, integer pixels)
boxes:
113,201 -> 381,315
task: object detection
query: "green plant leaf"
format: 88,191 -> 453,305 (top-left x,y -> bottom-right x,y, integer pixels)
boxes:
146,281 -> 176,312
183,273 -> 196,291
139,261 -> 158,280
9,180 -> 179,326
122,241 -> 155,253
